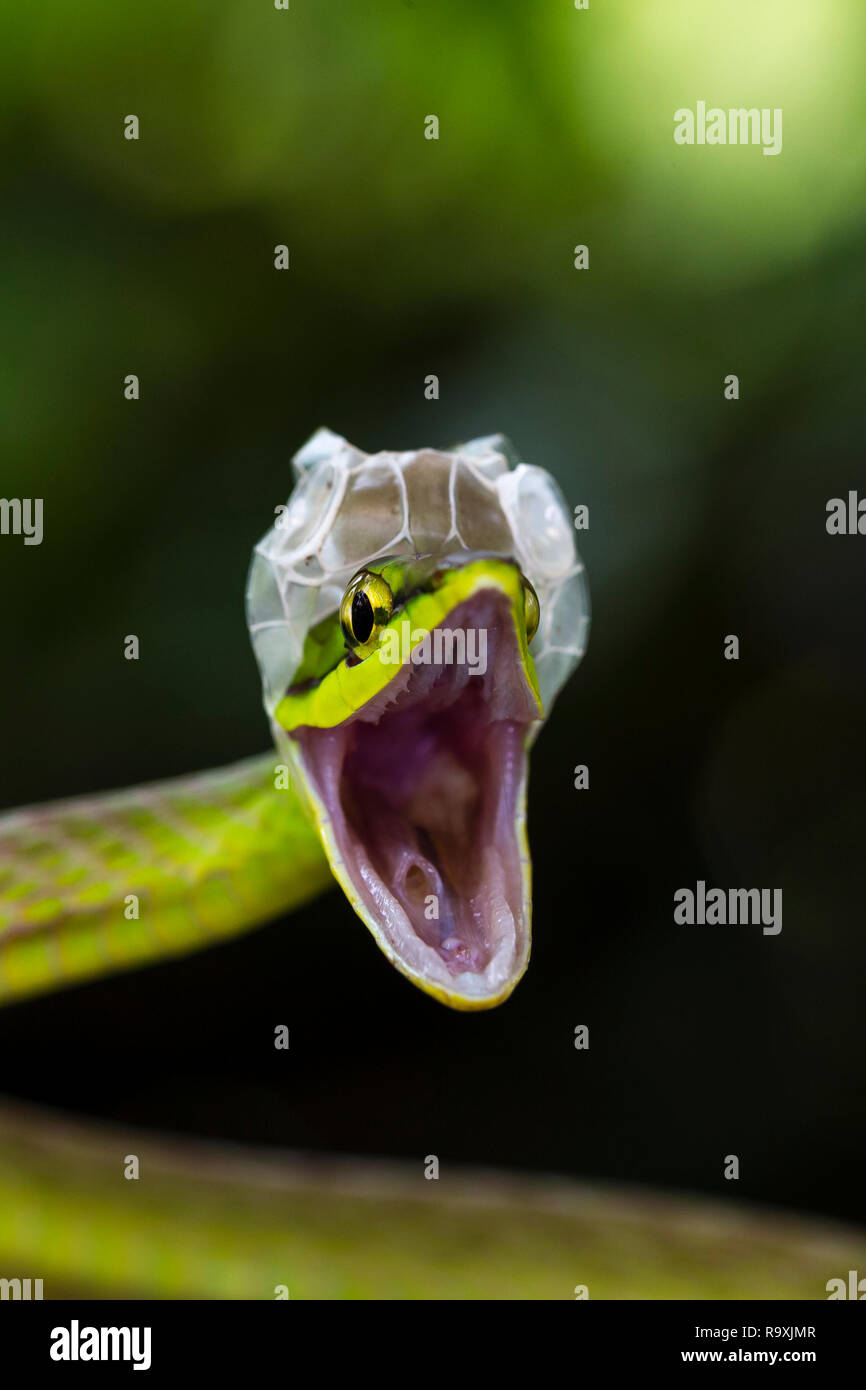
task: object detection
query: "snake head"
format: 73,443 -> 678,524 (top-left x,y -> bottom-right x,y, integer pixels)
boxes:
247,433 -> 589,1009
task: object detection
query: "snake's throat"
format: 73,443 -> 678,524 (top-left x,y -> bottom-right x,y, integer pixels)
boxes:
291,590 -> 541,1008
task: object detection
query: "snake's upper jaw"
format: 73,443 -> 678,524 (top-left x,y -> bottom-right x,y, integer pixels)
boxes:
290,587 -> 543,1010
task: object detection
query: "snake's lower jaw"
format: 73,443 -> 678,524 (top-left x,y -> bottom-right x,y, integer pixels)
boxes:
291,589 -> 542,1010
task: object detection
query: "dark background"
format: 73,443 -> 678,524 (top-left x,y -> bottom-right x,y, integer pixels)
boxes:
1,2 -> 864,1224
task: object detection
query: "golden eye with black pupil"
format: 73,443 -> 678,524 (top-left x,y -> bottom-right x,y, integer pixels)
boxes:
521,574 -> 540,643
340,569 -> 394,655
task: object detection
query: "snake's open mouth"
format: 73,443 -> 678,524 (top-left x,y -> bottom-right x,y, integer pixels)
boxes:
291,590 -> 542,1008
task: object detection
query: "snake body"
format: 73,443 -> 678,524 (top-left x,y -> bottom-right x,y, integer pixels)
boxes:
0,756 -> 328,1005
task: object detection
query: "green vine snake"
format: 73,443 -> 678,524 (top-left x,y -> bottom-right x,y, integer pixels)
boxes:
0,430 -> 589,1011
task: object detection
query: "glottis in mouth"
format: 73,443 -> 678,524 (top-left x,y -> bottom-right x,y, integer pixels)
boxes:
290,590 -> 542,1006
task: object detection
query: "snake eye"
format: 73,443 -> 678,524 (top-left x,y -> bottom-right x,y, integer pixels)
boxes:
340,569 -> 394,654
521,574 -> 540,643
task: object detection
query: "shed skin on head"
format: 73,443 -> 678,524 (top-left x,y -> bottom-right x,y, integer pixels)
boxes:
246,433 -> 590,1007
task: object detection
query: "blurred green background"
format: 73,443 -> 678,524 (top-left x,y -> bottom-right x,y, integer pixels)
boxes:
2,0 -> 865,1236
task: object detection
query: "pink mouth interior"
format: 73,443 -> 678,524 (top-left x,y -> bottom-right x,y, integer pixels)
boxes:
291,591 -> 541,995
